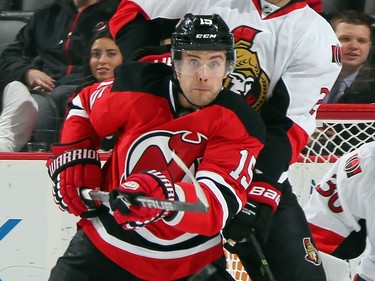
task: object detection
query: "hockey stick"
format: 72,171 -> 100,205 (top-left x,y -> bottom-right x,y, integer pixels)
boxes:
247,231 -> 276,281
82,151 -> 209,213
171,150 -> 209,209
226,230 -> 276,281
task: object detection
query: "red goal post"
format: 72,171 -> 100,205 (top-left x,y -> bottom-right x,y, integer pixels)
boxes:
226,104 -> 375,280
302,103 -> 375,162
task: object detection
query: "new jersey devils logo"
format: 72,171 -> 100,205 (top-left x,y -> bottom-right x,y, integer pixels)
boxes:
122,130 -> 208,182
223,26 -> 269,111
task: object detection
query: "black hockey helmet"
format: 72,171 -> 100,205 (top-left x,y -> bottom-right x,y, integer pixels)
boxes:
171,13 -> 236,75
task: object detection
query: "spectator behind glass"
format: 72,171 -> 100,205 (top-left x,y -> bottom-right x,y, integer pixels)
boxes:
323,10 -> 374,104
87,27 -> 123,83
0,0 -> 120,147
64,25 -> 123,117
0,67 -> 38,152
64,27 -> 123,150
310,10 -> 375,156
64,25 -> 123,97
0,0 -> 120,92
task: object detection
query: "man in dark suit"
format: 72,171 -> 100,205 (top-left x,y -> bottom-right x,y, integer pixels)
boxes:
321,10 -> 375,155
323,10 -> 375,104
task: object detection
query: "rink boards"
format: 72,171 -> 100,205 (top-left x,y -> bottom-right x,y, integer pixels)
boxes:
0,154 -> 331,281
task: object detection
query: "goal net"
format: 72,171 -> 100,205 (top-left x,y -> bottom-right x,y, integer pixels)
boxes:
226,104 -> 375,281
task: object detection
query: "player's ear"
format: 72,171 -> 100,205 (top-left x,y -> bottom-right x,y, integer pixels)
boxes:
222,69 -> 231,79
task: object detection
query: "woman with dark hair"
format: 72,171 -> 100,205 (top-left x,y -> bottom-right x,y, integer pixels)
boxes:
51,23 -> 123,132
0,0 -> 121,93
0,68 -> 38,151
83,24 -> 123,83
59,26 -> 123,150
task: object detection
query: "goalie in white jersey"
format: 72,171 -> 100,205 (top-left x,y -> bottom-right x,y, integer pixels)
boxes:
304,141 -> 375,281
109,0 -> 342,280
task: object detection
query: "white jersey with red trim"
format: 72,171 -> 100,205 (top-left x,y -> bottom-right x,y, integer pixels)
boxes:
110,0 -> 341,180
304,141 -> 375,281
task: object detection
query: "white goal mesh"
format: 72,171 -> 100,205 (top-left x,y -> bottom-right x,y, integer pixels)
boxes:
226,104 -> 375,281
292,104 -> 375,206
302,104 -> 375,162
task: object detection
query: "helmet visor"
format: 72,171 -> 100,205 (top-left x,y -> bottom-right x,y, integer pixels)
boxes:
173,49 -> 235,77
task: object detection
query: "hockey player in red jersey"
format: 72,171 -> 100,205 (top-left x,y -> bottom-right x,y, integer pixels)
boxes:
109,0 -> 342,280
46,13 -> 266,281
304,141 -> 375,281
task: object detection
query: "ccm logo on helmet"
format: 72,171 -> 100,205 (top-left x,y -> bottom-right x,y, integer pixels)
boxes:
196,34 -> 218,39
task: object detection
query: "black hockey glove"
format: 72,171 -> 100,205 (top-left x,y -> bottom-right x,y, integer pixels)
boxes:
223,174 -> 283,246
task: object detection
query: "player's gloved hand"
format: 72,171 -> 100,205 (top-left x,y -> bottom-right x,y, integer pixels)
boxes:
223,174 -> 282,246
109,170 -> 176,230
47,138 -> 102,216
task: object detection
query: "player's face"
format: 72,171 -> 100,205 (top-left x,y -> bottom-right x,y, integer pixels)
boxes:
175,50 -> 227,110
335,22 -> 371,71
90,37 -> 123,81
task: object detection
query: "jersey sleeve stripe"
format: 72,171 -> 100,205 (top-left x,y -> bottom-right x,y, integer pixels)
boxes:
91,217 -> 222,258
196,170 -> 243,228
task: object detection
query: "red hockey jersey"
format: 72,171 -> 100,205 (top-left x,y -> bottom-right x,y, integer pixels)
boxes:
61,61 -> 265,280
109,0 -> 342,182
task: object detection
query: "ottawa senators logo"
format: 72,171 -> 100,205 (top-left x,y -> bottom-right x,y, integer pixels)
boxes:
223,26 -> 269,111
303,238 -> 321,266
344,153 -> 362,178
121,130 -> 208,182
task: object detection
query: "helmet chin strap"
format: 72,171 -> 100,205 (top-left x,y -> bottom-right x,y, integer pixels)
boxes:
179,91 -> 202,110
